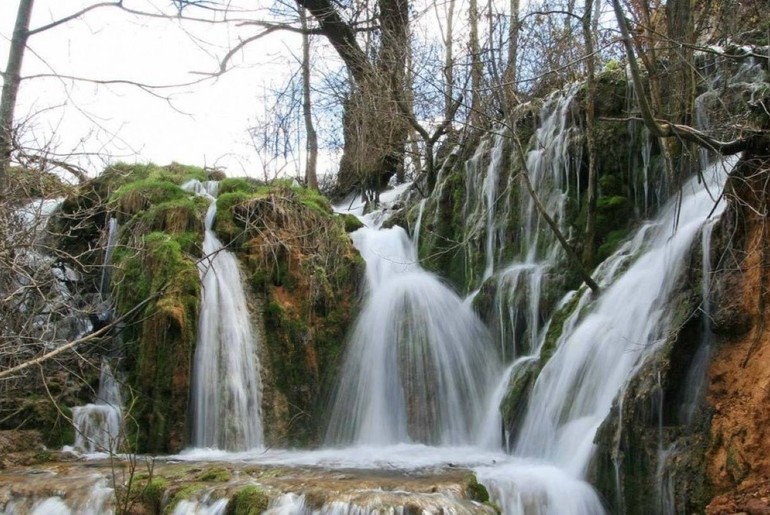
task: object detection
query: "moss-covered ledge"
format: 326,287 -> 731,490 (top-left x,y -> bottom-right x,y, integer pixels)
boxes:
213,182 -> 364,446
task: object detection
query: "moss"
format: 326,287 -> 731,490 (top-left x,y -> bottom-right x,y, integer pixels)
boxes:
34,450 -> 52,463
597,229 -> 632,262
114,231 -> 200,453
231,186 -> 362,446
137,197 -> 206,243
225,485 -> 269,515
162,162 -> 208,183
219,177 -> 261,195
142,477 -> 169,513
14,398 -> 74,448
465,474 -> 490,503
215,191 -> 253,245
163,484 -> 207,515
111,179 -> 187,222
339,213 -> 364,232
294,186 -> 333,214
197,467 -> 231,482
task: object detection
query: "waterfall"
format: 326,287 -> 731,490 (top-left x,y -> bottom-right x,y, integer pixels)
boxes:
70,360 -> 124,454
99,217 -> 119,298
184,180 -> 264,451
488,87 -> 581,362
475,159 -> 730,513
326,222 -> 500,446
1,475 -> 113,514
460,132 -> 506,280
679,218 -> 718,425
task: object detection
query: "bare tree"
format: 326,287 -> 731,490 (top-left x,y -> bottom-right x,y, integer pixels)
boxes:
300,9 -> 319,191
0,0 -> 35,192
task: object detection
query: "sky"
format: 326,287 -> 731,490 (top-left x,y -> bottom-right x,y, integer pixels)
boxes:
0,0 -> 492,181
0,0 -> 315,179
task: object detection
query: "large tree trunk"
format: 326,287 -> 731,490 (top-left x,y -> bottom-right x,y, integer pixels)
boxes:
0,0 -> 35,193
443,0 -> 456,121
502,0 -> 519,108
324,0 -> 410,199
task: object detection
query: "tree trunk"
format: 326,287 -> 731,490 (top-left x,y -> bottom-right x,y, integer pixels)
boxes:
0,0 -> 35,193
665,0 -> 697,182
444,0 -> 456,121
502,0 -> 519,108
298,0 -> 409,198
300,9 -> 318,191
469,0 -> 483,127
582,0 -> 598,265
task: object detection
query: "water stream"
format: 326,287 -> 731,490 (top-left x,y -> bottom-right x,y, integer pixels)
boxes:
326,209 -> 500,446
69,360 -> 124,454
185,180 -> 264,451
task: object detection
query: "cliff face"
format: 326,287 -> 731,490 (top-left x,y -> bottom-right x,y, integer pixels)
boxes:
707,154 -> 770,513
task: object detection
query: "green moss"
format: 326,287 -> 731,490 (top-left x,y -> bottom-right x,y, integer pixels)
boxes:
229,186 -> 362,446
162,162 -> 208,183
15,399 -> 74,448
142,477 -> 169,513
215,191 -> 252,245
34,450 -> 52,463
597,229 -> 631,262
338,213 -> 364,232
163,484 -> 207,515
197,467 -> 231,482
114,231 -> 200,453
219,177 -> 261,195
540,292 -> 582,364
138,197 -> 206,239
295,187 -> 333,214
225,485 -> 269,515
465,474 -> 490,503
111,179 -> 187,222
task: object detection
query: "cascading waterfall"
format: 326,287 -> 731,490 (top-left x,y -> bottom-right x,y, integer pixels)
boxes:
71,360 -> 124,454
326,221 -> 500,446
461,131 -> 507,280
679,218 -> 718,425
184,180 -> 264,451
489,86 -> 581,362
9,198 -> 94,343
476,160 -> 730,513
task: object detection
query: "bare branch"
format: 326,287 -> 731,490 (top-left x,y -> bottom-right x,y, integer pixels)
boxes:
28,2 -> 122,36
610,0 -> 769,155
0,291 -> 162,381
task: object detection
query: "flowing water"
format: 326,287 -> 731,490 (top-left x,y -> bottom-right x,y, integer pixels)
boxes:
325,222 -> 500,446
476,160 -> 730,513
184,180 -> 264,451
5,78 -> 744,513
70,360 -> 124,454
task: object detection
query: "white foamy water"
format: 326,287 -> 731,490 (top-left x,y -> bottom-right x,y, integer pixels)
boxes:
325,224 -> 500,446
70,360 -> 124,454
184,180 -> 264,451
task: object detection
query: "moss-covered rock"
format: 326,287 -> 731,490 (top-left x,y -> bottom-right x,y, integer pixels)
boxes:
591,239 -> 712,514
114,231 -> 200,453
466,474 -> 490,503
142,476 -> 169,513
212,184 -> 363,446
226,485 -> 269,515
